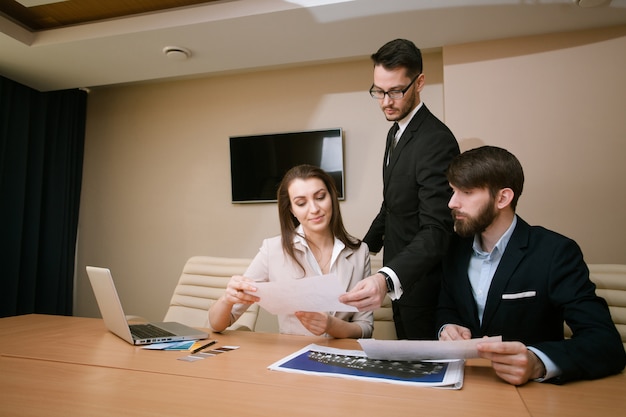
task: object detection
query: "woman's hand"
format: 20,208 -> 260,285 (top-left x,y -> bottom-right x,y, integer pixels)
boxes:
294,311 -> 330,336
223,275 -> 260,305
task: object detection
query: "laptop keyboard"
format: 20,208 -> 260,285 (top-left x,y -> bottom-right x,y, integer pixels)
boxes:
130,323 -> 176,339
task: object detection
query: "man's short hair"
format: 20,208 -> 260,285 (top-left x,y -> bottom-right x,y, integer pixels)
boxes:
446,146 -> 524,210
371,39 -> 422,78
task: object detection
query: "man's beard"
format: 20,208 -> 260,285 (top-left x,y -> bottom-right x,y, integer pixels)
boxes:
452,198 -> 497,238
384,88 -> 416,122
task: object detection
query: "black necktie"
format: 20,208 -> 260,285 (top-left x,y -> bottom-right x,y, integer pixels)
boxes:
387,122 -> 400,163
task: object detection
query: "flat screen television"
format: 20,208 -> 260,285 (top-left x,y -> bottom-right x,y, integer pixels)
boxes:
229,128 -> 344,203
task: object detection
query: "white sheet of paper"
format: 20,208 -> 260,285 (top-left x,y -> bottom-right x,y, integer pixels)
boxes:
246,273 -> 358,314
358,336 -> 503,360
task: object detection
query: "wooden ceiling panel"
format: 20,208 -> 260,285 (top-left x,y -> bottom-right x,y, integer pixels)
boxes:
0,0 -> 221,31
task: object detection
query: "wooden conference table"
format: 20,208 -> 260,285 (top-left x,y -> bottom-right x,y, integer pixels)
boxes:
0,315 -> 623,417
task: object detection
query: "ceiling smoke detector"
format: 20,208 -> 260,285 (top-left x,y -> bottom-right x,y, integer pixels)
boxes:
163,46 -> 191,61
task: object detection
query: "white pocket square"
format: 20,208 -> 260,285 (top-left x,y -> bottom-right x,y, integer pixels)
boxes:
502,291 -> 536,300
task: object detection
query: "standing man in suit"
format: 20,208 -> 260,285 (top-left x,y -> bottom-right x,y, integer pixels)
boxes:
438,146 -> 625,384
340,39 -> 459,339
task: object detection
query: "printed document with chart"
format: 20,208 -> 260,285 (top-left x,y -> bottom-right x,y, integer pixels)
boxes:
268,344 -> 465,389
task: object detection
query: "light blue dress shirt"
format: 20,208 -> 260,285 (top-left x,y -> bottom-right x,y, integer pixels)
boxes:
469,216 -> 517,325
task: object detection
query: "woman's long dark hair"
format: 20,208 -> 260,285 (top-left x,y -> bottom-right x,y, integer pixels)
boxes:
277,164 -> 360,272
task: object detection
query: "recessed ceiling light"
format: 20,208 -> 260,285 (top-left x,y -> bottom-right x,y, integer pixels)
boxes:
163,46 -> 191,61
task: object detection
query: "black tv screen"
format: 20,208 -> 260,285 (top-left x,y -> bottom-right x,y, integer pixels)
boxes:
229,128 -> 344,203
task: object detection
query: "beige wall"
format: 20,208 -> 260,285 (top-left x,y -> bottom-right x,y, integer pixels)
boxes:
443,25 -> 626,264
76,26 -> 626,332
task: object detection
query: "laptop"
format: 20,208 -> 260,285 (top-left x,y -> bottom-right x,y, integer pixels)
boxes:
86,266 -> 208,345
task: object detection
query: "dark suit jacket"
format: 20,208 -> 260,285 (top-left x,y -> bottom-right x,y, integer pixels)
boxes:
364,104 -> 459,338
437,217 -> 626,383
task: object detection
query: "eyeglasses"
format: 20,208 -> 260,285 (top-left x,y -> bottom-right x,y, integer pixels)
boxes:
369,74 -> 420,100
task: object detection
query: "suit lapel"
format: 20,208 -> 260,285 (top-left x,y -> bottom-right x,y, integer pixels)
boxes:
335,247 -> 355,291
480,219 -> 530,331
383,105 -> 430,187
456,241 -> 482,330
383,125 -> 395,178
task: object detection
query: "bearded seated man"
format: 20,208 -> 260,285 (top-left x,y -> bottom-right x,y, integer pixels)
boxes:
436,145 -> 625,385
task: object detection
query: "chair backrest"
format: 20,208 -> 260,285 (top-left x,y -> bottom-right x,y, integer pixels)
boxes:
164,256 -> 259,331
564,264 -> 626,350
371,258 -> 397,340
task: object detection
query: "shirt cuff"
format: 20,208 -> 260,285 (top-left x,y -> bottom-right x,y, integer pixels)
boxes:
527,346 -> 562,382
379,267 -> 402,300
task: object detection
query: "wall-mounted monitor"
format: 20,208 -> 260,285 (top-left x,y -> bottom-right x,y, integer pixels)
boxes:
229,128 -> 344,203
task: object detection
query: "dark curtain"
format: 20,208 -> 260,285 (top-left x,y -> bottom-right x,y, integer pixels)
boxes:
0,75 -> 87,317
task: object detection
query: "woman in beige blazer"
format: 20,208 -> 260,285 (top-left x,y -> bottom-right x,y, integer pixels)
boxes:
208,165 -> 373,338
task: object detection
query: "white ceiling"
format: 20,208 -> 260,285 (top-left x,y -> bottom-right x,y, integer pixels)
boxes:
2,0 -> 626,92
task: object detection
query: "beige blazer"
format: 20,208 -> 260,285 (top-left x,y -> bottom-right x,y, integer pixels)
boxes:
228,235 -> 373,338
